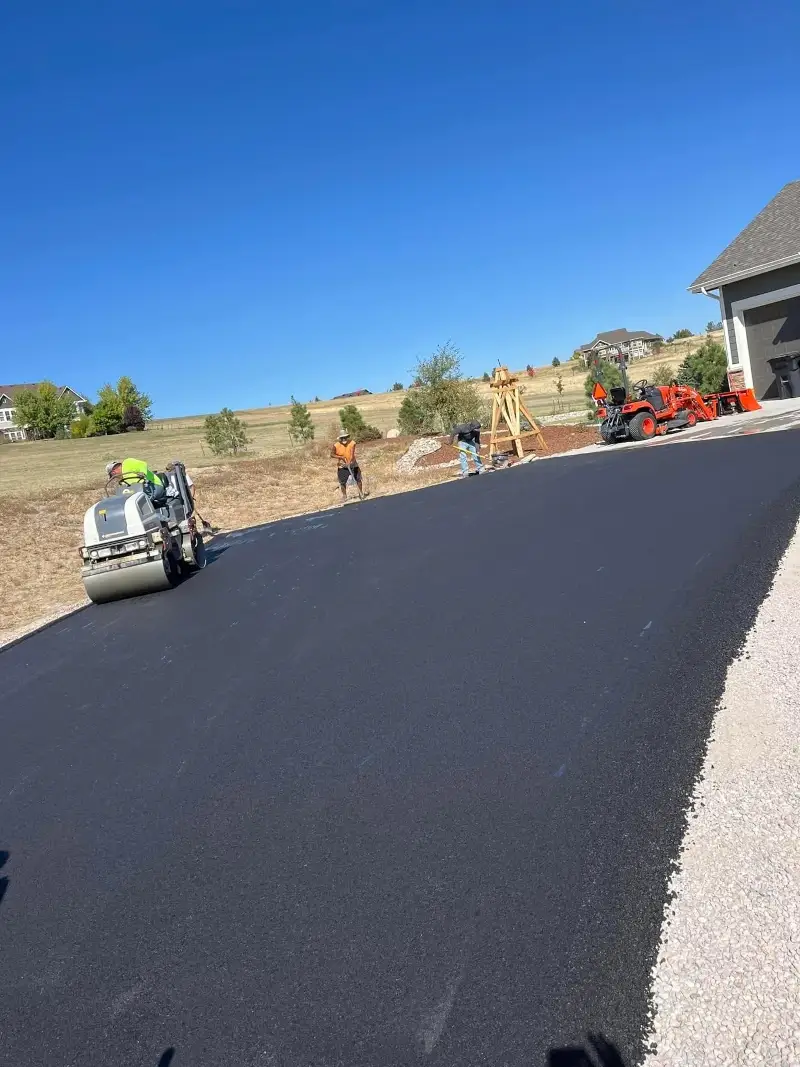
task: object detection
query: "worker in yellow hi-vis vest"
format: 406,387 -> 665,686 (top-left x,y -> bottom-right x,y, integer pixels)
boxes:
105,458 -> 168,503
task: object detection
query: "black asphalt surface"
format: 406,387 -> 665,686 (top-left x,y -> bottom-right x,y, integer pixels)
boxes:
3,433 -> 800,1067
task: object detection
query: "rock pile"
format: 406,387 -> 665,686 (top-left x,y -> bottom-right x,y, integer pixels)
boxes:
395,437 -> 444,473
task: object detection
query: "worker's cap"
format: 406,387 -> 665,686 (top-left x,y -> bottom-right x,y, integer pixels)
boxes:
106,461 -> 121,476
337,431 -> 350,439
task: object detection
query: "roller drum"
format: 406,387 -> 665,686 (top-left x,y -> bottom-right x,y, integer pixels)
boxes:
83,558 -> 174,604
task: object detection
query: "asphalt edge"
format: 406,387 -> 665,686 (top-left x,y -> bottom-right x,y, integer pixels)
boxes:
631,474 -> 800,1063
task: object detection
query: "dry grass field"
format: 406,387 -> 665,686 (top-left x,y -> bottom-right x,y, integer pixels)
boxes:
0,334 -> 715,495
0,333 -> 718,644
0,439 -> 455,645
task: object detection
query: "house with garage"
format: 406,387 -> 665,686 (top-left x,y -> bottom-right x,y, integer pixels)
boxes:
579,329 -> 663,366
689,180 -> 800,401
0,383 -> 88,441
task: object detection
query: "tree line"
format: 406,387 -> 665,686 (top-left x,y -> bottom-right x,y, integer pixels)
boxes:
12,377 -> 152,440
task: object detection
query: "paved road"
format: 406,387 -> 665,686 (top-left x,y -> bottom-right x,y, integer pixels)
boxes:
2,434 -> 800,1067
654,401 -> 800,446
557,400 -> 800,463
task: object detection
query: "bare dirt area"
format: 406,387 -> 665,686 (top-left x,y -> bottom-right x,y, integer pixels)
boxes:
413,423 -> 601,468
0,439 -> 452,646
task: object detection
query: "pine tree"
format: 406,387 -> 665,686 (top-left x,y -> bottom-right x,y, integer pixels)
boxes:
338,404 -> 381,442
204,408 -> 252,455
287,397 -> 315,444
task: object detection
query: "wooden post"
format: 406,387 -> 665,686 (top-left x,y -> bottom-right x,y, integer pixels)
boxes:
488,366 -> 547,460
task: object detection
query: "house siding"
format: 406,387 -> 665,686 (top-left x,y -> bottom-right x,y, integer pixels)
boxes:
721,262 -> 800,365
0,384 -> 87,440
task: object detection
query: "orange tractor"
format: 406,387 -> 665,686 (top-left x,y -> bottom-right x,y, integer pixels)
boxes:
592,378 -> 760,444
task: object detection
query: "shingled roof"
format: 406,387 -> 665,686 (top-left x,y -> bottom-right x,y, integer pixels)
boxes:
579,329 -> 662,352
0,383 -> 86,403
689,180 -> 800,292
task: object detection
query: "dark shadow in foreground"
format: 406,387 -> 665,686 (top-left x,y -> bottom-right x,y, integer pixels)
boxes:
151,1036 -> 625,1066
0,850 -> 9,912
549,1033 -> 627,1066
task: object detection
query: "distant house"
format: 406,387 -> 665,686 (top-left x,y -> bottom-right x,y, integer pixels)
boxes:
579,329 -> 663,366
333,389 -> 372,399
0,383 -> 88,441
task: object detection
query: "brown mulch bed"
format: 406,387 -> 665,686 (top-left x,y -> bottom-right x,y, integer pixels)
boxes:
414,424 -> 601,468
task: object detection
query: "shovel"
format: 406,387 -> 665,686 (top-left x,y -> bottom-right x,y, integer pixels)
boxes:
345,460 -> 366,500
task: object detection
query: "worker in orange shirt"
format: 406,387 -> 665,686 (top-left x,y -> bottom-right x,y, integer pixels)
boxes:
330,430 -> 364,502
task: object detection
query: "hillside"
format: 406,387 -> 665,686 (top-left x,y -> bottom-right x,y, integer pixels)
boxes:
0,333 -> 720,495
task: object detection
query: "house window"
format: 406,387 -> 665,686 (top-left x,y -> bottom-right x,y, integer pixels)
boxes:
6,429 -> 25,441
0,409 -> 13,422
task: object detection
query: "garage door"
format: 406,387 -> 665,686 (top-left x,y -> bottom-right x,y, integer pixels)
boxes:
744,296 -> 800,399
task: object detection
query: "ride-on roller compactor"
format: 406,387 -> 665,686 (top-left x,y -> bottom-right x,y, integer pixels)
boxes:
80,461 -> 207,604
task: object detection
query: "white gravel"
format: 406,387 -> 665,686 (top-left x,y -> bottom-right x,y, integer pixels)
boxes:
538,409 -> 590,425
395,437 -> 446,473
645,522 -> 800,1066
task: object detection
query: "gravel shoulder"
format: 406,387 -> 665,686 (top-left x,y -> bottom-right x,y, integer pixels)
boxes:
645,519 -> 800,1066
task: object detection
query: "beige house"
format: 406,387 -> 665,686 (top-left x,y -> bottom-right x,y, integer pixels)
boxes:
0,383 -> 88,441
579,329 -> 663,366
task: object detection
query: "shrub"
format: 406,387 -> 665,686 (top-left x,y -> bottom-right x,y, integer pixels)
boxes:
355,424 -> 382,442
677,340 -> 728,394
287,397 -> 315,444
398,393 -> 431,434
338,403 -> 382,442
204,408 -> 252,455
652,363 -> 676,386
123,404 -> 146,431
391,382 -> 404,391
584,360 -> 623,398
70,414 -> 92,438
339,404 -> 365,437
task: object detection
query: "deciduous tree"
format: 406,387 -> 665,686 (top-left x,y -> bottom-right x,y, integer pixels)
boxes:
14,382 -> 76,439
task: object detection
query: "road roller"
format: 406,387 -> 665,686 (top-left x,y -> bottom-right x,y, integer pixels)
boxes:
79,461 -> 207,604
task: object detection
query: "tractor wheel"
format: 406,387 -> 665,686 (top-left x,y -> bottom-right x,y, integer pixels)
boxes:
599,420 -> 618,444
685,411 -> 697,427
627,411 -> 658,442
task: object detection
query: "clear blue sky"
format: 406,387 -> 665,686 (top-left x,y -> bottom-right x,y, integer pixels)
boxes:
3,0 -> 800,416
